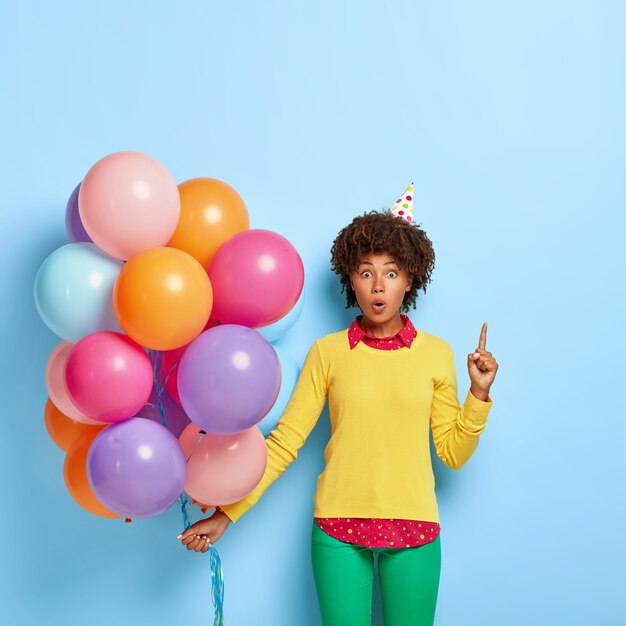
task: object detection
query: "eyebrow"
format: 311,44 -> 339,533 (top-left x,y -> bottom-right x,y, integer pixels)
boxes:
359,260 -> 398,266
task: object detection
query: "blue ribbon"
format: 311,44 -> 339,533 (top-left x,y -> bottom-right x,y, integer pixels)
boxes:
146,349 -> 169,429
146,349 -> 225,625
179,492 -> 225,626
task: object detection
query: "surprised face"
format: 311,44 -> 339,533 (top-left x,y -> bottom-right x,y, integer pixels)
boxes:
349,253 -> 412,324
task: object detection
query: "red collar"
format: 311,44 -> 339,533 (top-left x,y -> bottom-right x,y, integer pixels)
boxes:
347,314 -> 417,349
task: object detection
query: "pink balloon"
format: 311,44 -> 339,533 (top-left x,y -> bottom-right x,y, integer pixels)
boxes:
78,151 -> 180,260
208,229 -> 304,327
45,341 -> 105,425
182,424 -> 268,505
65,332 -> 153,423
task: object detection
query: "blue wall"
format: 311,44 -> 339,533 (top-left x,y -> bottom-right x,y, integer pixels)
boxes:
2,1 -> 624,624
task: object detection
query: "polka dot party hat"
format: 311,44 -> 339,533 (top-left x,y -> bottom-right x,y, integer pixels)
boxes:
389,183 -> 414,223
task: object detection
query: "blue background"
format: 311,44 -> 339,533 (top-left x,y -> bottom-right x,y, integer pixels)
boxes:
2,1 -> 624,624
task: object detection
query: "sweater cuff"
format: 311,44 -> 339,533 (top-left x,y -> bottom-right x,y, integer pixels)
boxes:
217,500 -> 249,524
460,389 -> 493,433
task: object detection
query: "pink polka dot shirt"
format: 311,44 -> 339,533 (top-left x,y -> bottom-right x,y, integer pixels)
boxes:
314,314 -> 441,549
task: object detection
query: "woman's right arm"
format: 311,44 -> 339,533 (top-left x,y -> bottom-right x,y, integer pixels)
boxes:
218,339 -> 329,523
178,339 -> 329,550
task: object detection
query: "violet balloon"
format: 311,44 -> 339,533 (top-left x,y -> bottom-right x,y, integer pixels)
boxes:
65,183 -> 92,243
208,229 -> 304,327
178,324 -> 281,434
87,418 -> 187,518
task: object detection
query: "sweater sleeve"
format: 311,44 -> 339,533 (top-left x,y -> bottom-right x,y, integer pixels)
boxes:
219,340 -> 329,523
430,350 -> 493,470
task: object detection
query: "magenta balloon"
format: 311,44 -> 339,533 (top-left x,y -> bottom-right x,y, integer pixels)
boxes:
183,425 -> 268,505
87,418 -> 187,518
65,183 -> 93,243
65,331 -> 153,423
178,324 -> 281,434
208,229 -> 304,327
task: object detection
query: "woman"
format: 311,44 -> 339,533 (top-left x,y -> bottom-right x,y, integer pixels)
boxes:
178,201 -> 499,626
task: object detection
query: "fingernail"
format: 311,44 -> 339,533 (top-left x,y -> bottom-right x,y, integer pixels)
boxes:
176,534 -> 182,539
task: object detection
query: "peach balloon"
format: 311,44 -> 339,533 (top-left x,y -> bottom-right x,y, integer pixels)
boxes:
178,423 -> 202,460
183,424 -> 267,505
44,398 -> 105,452
45,340 -> 106,425
167,178 -> 249,268
78,151 -> 180,261
63,431 -> 119,518
113,247 -> 213,350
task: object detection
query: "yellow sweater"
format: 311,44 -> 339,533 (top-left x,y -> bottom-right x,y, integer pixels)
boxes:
220,327 -> 493,524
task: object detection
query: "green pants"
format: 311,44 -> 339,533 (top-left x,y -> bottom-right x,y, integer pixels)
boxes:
311,520 -> 441,626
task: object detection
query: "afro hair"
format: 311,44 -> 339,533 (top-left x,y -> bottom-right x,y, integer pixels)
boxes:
330,210 -> 435,312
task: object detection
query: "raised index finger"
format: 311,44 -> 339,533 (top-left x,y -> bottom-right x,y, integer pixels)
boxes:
478,322 -> 487,350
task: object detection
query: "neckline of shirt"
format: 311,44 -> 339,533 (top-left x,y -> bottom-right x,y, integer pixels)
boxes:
353,328 -> 425,355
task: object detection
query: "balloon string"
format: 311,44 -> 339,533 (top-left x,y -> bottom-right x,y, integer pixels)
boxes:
180,492 -> 225,626
147,349 -> 168,429
162,360 -> 178,390
148,350 -> 226,623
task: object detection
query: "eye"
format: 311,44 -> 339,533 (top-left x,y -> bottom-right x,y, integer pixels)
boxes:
361,270 -> 372,278
388,271 -> 398,278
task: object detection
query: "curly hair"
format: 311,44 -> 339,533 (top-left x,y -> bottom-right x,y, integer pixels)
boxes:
330,210 -> 436,312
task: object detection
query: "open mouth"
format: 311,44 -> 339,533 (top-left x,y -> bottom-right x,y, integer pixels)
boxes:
372,302 -> 386,313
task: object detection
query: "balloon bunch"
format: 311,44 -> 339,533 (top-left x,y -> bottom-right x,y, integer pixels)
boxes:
35,151 -> 305,622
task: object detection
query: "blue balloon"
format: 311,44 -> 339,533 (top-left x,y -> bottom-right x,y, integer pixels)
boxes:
256,345 -> 301,437
34,242 -> 123,342
256,286 -> 305,342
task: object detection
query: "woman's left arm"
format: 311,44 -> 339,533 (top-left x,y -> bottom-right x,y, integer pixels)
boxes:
430,322 -> 499,470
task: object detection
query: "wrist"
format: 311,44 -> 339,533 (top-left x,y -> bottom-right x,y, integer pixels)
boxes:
215,507 -> 232,523
470,386 -> 489,402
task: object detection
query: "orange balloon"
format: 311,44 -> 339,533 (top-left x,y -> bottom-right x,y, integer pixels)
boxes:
113,247 -> 213,350
44,398 -> 105,452
167,178 -> 249,268
63,431 -> 119,518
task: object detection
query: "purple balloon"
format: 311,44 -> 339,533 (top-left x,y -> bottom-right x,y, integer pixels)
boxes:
65,183 -> 92,243
87,418 -> 186,518
178,324 -> 281,434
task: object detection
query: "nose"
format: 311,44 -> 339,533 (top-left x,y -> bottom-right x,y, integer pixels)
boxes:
372,276 -> 384,293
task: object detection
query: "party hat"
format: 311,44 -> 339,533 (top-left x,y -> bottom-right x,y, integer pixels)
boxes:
389,183 -> 414,222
